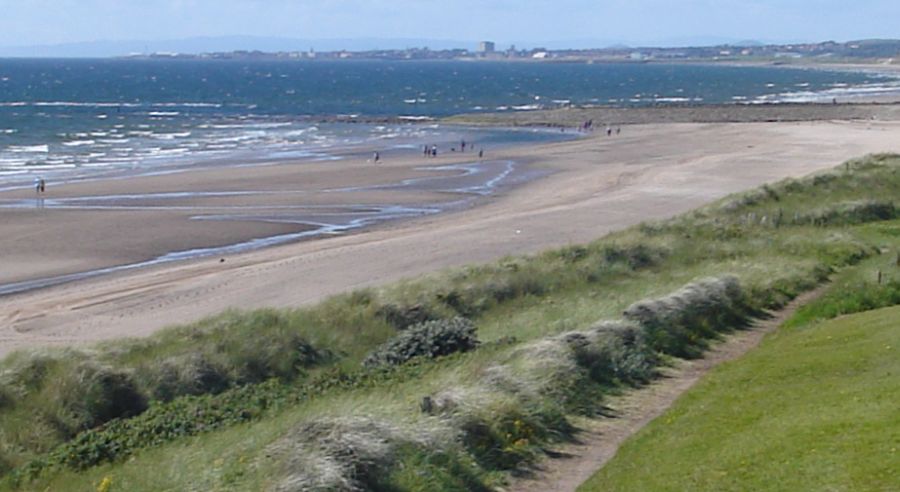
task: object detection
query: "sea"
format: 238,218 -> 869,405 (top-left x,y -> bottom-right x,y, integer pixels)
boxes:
1,59 -> 899,189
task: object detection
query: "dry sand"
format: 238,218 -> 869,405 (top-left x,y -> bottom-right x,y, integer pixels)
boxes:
2,118 -> 900,356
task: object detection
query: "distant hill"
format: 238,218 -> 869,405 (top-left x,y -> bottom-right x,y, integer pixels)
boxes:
0,36 -> 481,58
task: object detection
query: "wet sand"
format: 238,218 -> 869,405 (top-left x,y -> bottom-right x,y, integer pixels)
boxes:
2,118 -> 900,356
0,152 -> 528,289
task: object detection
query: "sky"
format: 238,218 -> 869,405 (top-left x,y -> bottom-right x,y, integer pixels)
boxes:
0,0 -> 897,49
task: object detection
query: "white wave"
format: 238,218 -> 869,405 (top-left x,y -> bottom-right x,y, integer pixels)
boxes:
9,145 -> 49,153
152,102 -> 222,108
149,148 -> 190,156
654,97 -> 691,103
24,163 -> 76,170
31,101 -> 140,108
63,139 -> 96,147
1,129 -> 17,134
150,131 -> 192,140
148,111 -> 180,117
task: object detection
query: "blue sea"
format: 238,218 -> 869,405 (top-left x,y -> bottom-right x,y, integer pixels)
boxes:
1,59 -> 898,186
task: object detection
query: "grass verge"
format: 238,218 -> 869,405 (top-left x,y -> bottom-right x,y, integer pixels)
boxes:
579,304 -> 900,492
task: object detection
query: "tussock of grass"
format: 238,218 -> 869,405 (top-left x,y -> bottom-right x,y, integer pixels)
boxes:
269,416 -> 455,492
623,276 -> 749,358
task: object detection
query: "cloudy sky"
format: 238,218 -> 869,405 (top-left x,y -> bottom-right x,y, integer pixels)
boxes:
0,0 -> 896,48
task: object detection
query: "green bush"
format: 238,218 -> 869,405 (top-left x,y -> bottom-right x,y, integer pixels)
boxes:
363,318 -> 480,368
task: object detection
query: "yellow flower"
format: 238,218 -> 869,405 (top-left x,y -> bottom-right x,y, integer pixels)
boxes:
97,476 -> 113,492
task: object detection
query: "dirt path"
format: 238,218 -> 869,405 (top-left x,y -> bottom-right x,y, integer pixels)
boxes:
506,287 -> 826,492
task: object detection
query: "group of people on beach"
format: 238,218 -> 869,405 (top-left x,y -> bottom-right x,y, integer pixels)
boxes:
372,139 -> 486,165
422,140 -> 484,159
579,119 -> 621,136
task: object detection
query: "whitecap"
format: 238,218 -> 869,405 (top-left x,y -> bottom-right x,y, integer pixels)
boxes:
63,140 -> 96,147
9,145 -> 49,153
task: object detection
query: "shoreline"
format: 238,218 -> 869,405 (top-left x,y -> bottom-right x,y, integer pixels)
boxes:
1,116 -> 899,357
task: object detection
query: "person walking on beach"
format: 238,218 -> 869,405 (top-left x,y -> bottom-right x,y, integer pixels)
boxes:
40,178 -> 45,193
34,177 -> 41,194
373,151 -> 380,163
461,139 -> 466,152
478,148 -> 484,159
431,145 -> 437,157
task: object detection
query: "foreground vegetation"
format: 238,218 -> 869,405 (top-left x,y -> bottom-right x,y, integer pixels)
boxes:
0,154 -> 898,490
580,303 -> 900,492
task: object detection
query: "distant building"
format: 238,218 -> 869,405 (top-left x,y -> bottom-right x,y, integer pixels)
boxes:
478,41 -> 495,54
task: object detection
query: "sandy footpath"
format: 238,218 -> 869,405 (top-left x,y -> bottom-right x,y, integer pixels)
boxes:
1,119 -> 899,356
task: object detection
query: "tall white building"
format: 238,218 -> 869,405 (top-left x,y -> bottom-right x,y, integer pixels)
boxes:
478,41 -> 496,54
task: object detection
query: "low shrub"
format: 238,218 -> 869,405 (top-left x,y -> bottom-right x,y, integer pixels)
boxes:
375,303 -> 439,330
0,383 -> 13,410
33,361 -> 147,441
363,318 -> 479,368
787,279 -> 900,328
602,243 -> 664,270
137,354 -> 229,402
797,200 -> 896,227
133,319 -> 329,401
623,276 -> 749,358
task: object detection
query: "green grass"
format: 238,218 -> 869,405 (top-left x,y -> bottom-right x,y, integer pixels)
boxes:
2,154 -> 899,490
579,306 -> 900,492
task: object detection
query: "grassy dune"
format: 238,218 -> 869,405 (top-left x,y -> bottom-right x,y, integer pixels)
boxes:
0,154 -> 898,490
579,304 -> 900,492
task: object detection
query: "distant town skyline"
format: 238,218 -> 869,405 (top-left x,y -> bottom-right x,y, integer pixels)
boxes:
1,1 -> 898,57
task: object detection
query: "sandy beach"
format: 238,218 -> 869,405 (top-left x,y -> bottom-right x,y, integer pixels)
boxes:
2,115 -> 900,357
